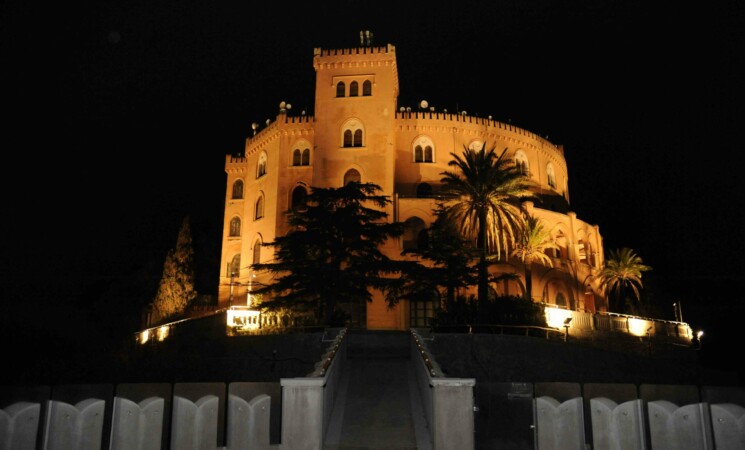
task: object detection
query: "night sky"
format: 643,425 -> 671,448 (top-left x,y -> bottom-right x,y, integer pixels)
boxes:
3,1 -> 744,371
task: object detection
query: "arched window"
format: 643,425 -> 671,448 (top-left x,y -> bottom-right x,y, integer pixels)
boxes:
253,239 -> 261,265
424,146 -> 433,162
469,140 -> 484,151
514,150 -> 529,175
291,185 -> 307,211
342,119 -> 364,148
586,241 -> 596,267
578,239 -> 587,263
343,130 -> 353,147
292,141 -> 311,166
344,169 -> 361,185
255,195 -> 264,220
257,152 -> 267,178
416,183 -> 433,198
231,179 -> 244,199
412,136 -> 435,163
229,254 -> 241,277
350,81 -> 359,97
555,292 -> 567,308
229,217 -> 241,237
555,231 -> 568,259
336,81 -> 345,97
414,145 -> 423,162
547,163 -> 556,189
362,80 -> 372,96
403,217 -> 427,251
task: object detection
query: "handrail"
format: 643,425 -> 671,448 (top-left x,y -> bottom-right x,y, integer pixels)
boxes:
433,323 -> 565,339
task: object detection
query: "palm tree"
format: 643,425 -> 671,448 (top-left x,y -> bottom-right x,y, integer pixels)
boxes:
511,215 -> 558,301
440,143 -> 535,304
598,247 -> 652,313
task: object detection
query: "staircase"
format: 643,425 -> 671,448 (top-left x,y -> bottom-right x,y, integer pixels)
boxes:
324,330 -> 431,450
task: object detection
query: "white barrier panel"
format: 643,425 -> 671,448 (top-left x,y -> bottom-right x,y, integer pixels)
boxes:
170,395 -> 219,450
534,396 -> 584,450
647,400 -> 713,450
709,403 -> 745,450
590,397 -> 646,450
109,396 -> 164,450
226,394 -> 271,450
1,402 -> 41,450
43,398 -> 105,450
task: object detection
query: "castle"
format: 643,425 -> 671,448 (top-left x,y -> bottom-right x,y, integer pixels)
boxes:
217,39 -> 605,331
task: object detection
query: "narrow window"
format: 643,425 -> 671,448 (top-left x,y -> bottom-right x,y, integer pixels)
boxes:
229,217 -> 241,237
231,179 -> 244,199
344,130 -> 353,147
424,146 -> 433,162
362,80 -> 372,96
301,148 -> 310,166
255,195 -> 264,220
350,81 -> 359,97
292,149 -> 301,166
336,81 -> 345,97
414,145 -> 423,162
547,163 -> 556,189
555,292 -> 567,308
344,169 -> 361,185
515,150 -> 529,175
229,254 -> 241,277
253,239 -> 261,264
257,152 -> 267,178
403,217 -> 426,251
353,129 -> 363,147
578,240 -> 587,262
291,185 -> 308,211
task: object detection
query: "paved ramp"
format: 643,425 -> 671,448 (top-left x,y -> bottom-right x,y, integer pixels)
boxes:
324,330 -> 432,450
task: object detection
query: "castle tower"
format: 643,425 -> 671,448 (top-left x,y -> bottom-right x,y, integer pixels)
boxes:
311,42 -> 399,196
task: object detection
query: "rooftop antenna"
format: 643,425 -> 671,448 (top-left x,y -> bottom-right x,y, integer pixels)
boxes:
251,122 -> 258,136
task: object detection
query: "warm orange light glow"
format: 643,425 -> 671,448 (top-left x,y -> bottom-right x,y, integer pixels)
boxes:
545,307 -> 573,329
139,330 -> 150,344
697,330 -> 704,339
157,326 -> 169,341
227,306 -> 261,331
628,318 -> 653,337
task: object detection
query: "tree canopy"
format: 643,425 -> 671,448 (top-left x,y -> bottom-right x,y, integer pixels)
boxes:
151,216 -> 197,323
440,143 -> 535,303
599,247 -> 652,313
511,214 -> 558,300
251,182 -> 419,326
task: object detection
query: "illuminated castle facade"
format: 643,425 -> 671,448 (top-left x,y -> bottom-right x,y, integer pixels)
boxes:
218,41 -> 606,330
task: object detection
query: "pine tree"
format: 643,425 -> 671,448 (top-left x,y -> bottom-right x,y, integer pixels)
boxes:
151,216 -> 198,323
251,182 -> 419,326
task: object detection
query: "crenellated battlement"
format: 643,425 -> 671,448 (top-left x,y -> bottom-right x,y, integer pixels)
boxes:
395,111 -> 565,164
395,111 -> 559,148
313,44 -> 395,58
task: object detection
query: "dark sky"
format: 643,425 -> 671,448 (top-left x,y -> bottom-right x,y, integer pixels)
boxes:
3,1 -> 744,350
